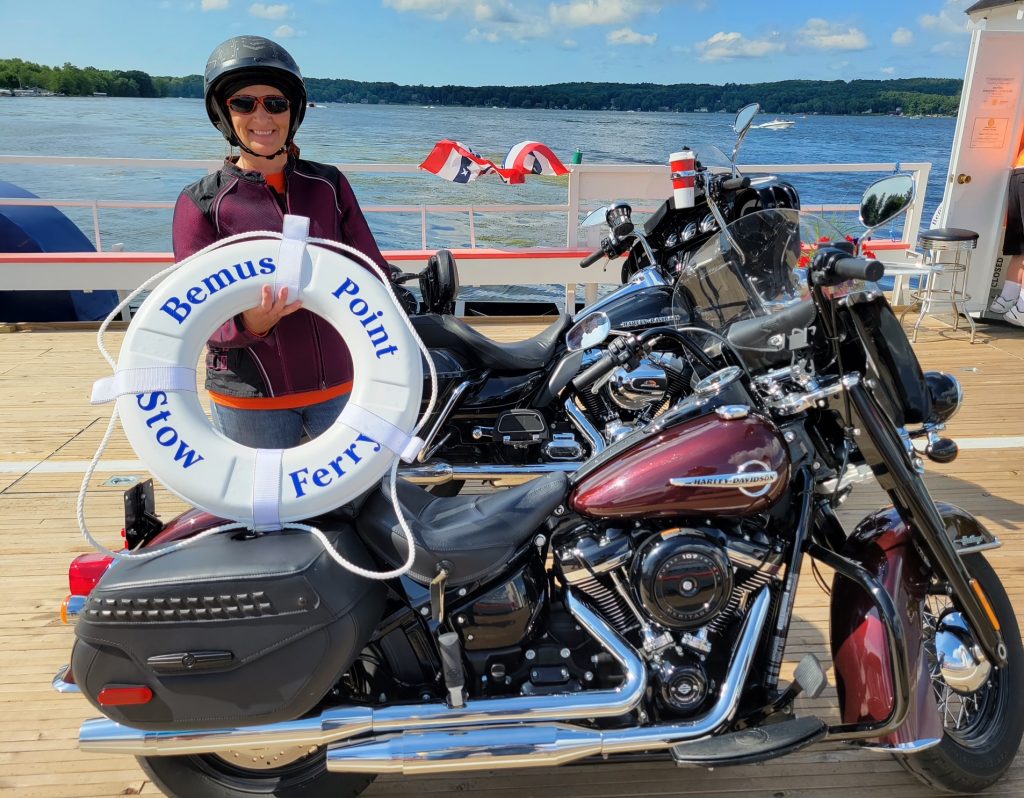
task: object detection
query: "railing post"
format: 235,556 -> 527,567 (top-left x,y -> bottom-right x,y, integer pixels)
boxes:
420,206 -> 428,250
92,200 -> 103,252
566,167 -> 582,311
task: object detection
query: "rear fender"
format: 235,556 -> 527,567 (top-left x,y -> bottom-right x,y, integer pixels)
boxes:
829,503 -> 996,747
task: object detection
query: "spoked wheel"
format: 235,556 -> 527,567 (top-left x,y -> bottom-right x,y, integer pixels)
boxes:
138,747 -> 374,798
896,553 -> 1024,793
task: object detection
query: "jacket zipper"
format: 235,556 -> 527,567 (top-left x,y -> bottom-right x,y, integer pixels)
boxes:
310,314 -> 327,389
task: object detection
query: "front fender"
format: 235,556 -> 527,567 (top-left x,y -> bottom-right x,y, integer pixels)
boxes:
829,503 -> 996,748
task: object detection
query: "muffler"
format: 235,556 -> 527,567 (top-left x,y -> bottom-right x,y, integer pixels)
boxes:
325,588 -> 771,775
79,591 -> 644,756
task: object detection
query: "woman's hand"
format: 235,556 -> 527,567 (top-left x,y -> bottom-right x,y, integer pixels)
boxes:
242,285 -> 302,337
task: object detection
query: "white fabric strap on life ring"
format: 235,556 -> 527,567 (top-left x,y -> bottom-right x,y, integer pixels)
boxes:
339,402 -> 424,463
108,228 -> 423,528
275,214 -> 309,298
91,366 -> 197,404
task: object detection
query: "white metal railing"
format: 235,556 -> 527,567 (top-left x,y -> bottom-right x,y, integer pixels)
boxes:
0,156 -> 930,308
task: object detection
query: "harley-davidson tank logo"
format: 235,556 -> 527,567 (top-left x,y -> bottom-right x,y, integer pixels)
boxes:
619,314 -> 681,329
668,460 -> 778,498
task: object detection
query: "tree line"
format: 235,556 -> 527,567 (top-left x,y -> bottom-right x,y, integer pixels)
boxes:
0,57 -> 962,116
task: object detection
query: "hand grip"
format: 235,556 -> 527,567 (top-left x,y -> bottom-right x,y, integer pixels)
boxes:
571,352 -> 616,392
834,256 -> 884,283
579,249 -> 605,269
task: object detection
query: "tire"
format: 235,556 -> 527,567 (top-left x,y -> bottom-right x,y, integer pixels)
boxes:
138,750 -> 375,798
896,553 -> 1024,793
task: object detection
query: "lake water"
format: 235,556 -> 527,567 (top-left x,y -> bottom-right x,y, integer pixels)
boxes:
2,96 -> 956,252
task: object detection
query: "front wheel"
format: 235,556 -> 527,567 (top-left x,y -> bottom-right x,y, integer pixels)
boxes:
138,749 -> 374,798
896,553 -> 1024,793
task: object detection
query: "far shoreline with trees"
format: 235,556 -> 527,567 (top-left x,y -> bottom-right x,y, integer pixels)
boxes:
0,57 -> 962,117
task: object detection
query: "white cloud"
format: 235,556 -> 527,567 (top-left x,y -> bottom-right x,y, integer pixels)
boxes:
920,0 -> 971,35
467,27 -> 500,42
695,31 -> 785,61
274,24 -> 297,37
881,66 -> 896,74
891,27 -> 913,45
607,27 -> 656,45
560,38 -> 579,49
249,3 -> 289,19
797,18 -> 869,50
552,0 -> 663,27
931,39 -> 967,56
201,0 -> 229,9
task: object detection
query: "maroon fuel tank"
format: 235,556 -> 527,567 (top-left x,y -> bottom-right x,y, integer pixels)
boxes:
570,412 -> 789,519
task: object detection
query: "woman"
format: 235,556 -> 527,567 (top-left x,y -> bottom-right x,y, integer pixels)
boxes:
989,144 -> 1024,325
172,35 -> 389,447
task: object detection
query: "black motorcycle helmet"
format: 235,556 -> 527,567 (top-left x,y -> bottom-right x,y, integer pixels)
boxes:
203,35 -> 307,159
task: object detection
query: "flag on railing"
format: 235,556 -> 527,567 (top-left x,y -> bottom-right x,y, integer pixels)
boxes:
420,139 -> 568,185
419,140 -> 505,184
502,141 -> 569,178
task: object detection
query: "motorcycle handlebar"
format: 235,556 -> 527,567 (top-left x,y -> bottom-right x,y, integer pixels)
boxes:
579,249 -> 606,269
811,247 -> 885,287
835,255 -> 885,283
571,352 -> 617,392
719,176 -> 751,192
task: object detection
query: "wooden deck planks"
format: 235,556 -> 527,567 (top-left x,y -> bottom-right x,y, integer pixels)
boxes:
0,316 -> 1022,797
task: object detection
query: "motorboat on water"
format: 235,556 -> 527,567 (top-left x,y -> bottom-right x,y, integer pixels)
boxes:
755,118 -> 795,130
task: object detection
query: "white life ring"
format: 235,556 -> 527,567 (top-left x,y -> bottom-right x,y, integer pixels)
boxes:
111,234 -> 422,528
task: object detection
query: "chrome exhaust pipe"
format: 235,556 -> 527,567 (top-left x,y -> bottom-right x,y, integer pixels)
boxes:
325,588 -> 771,775
399,461 -> 581,486
79,591 -> 644,756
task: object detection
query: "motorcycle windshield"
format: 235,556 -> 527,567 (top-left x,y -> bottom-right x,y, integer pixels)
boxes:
671,208 -> 844,335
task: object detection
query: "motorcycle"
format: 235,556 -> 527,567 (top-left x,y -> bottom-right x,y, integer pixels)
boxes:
582,102 -> 800,285
388,103 -> 800,492
55,175 -> 1023,796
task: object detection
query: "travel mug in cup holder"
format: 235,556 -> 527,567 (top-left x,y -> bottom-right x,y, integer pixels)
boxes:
670,148 -> 696,209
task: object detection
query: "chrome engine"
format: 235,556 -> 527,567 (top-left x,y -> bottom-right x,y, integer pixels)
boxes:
555,521 -> 783,718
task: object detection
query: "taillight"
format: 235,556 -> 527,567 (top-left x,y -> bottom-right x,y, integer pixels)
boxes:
97,685 -> 153,706
68,553 -> 114,596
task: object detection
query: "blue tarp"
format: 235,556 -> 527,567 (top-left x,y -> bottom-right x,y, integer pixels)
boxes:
0,179 -> 119,322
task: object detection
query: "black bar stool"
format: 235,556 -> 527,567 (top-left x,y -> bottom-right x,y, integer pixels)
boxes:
899,227 -> 979,343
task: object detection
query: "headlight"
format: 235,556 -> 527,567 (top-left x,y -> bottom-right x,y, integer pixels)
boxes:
924,371 -> 963,425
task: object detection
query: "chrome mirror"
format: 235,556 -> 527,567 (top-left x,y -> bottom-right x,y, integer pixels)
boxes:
860,174 -> 915,231
731,102 -> 760,166
733,103 -> 760,136
566,311 -> 611,352
581,206 -> 610,227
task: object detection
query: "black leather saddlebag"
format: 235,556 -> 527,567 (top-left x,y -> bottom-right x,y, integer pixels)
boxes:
71,523 -> 386,730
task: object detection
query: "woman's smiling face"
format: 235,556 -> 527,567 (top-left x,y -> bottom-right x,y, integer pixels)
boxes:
228,84 -> 290,158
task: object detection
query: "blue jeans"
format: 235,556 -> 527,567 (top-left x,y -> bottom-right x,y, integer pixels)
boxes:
210,394 -> 349,449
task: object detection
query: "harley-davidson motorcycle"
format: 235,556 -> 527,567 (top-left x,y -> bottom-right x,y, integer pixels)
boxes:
393,104 -> 800,492
55,175 -> 1023,796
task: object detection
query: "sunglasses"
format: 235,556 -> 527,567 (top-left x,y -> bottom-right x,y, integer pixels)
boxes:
226,94 -> 291,115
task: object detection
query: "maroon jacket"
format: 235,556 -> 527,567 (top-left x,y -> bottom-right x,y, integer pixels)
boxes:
172,156 -> 388,400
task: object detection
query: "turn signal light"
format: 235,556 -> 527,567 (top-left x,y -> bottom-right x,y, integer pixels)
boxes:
60,595 -> 87,624
68,553 -> 114,596
97,686 -> 154,706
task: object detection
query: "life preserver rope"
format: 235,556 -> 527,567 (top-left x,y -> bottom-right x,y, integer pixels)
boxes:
78,217 -> 439,581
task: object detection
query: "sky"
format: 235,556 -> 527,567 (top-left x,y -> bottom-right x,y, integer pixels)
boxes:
1,0 -> 984,87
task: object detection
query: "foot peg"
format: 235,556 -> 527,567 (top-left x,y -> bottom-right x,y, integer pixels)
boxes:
672,716 -> 828,767
793,654 -> 828,699
438,631 -> 466,708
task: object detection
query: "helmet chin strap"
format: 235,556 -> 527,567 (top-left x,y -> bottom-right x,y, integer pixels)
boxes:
237,140 -> 289,160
